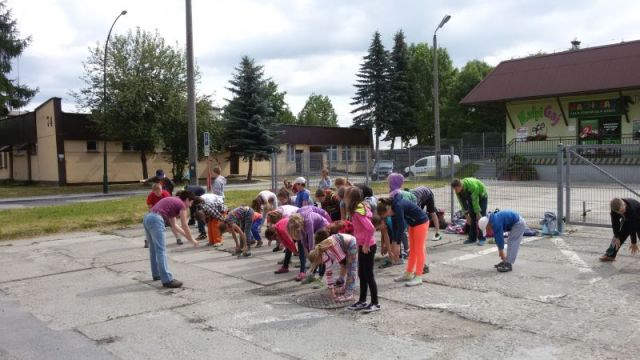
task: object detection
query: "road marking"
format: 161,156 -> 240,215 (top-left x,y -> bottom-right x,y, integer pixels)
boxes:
440,236 -> 545,265
550,237 -> 602,284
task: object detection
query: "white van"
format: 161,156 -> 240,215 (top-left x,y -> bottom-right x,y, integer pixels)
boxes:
404,155 -> 460,177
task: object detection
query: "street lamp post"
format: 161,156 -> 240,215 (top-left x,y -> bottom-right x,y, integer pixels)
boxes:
185,0 -> 198,185
102,10 -> 127,194
433,14 -> 451,179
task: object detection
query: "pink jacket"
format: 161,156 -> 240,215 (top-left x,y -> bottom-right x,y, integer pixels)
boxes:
351,204 -> 375,247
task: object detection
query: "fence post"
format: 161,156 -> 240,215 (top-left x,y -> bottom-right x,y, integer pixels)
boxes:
450,145 -> 455,223
565,146 -> 571,223
482,132 -> 485,160
271,151 -> 277,191
345,149 -> 350,182
556,144 -> 564,234
365,149 -> 370,186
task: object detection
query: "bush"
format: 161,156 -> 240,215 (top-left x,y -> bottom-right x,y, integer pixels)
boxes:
501,155 -> 538,181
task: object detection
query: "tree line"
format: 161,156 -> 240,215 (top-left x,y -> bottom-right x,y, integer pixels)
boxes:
351,30 -> 504,150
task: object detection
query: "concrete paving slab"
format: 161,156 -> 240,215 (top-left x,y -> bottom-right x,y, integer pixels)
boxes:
0,246 -> 91,283
78,310 -> 286,360
0,267 -> 191,330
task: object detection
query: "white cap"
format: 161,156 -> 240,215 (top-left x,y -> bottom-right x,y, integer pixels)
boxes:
293,177 -> 306,185
478,216 -> 489,237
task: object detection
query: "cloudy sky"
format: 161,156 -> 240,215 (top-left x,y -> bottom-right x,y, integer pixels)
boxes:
7,0 -> 640,127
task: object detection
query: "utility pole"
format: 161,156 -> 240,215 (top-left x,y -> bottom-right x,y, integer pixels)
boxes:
186,0 -> 198,185
433,14 -> 451,179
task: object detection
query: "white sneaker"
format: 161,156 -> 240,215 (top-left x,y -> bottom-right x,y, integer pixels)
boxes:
405,276 -> 423,287
433,233 -> 442,241
393,272 -> 415,282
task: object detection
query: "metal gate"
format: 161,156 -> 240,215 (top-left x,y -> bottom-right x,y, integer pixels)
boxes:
561,143 -> 640,227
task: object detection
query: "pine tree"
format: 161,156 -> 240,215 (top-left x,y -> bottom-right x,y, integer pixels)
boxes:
385,30 -> 414,149
224,56 -> 279,180
0,1 -> 37,115
351,31 -> 390,153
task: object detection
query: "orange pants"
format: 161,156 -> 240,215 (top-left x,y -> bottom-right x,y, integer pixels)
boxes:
407,221 -> 429,276
207,219 -> 222,245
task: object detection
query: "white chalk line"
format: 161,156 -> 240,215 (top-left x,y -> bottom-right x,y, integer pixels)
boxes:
551,237 -> 602,284
439,236 -> 545,266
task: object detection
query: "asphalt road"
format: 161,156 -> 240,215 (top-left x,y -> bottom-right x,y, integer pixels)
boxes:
0,223 -> 635,359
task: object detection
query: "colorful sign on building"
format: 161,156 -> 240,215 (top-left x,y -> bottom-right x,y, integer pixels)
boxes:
568,98 -> 621,117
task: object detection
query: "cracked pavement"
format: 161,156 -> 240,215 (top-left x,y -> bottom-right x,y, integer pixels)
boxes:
0,224 -> 638,359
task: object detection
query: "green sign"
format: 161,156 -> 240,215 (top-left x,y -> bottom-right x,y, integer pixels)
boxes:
568,98 -> 621,117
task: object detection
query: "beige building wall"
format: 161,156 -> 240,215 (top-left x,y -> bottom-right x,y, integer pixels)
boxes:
34,100 -> 60,182
0,152 -> 10,180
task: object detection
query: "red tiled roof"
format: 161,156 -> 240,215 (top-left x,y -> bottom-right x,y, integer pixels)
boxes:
461,40 -> 640,105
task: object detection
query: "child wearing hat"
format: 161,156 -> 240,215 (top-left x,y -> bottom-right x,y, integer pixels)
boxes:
478,209 -> 527,272
293,177 -> 310,208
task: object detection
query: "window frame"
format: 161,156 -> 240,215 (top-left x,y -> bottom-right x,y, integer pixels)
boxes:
86,140 -> 98,152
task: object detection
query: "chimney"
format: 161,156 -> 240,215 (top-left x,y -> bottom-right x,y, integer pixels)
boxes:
571,38 -> 581,50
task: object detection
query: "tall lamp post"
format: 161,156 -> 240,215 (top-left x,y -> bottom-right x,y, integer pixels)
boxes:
433,14 -> 451,179
102,10 -> 127,194
185,0 -> 198,185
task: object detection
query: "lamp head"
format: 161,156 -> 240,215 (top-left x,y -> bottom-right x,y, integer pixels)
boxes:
121,10 -> 128,15
438,14 -> 451,29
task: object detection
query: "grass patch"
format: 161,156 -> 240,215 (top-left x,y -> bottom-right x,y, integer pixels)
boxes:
0,189 -> 260,241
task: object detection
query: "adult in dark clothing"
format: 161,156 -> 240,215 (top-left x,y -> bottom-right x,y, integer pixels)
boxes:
600,198 -> 640,261
184,185 -> 206,238
141,169 -> 175,195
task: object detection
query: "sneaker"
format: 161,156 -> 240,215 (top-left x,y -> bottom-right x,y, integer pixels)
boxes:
274,267 -> 289,274
362,304 -> 381,313
422,264 -> 430,274
237,252 -> 252,258
302,274 -> 316,284
212,243 -> 223,248
295,272 -> 306,281
347,301 -> 368,311
152,276 -> 161,281
312,278 -> 324,289
496,262 -> 513,272
176,238 -> 184,245
162,279 -> 183,288
463,239 -> 476,245
272,247 -> 281,253
494,261 -> 506,268
434,233 -> 443,241
378,258 -> 393,269
406,276 -> 423,287
197,233 -> 207,240
478,239 -> 486,246
599,255 -> 616,262
394,272 -> 415,282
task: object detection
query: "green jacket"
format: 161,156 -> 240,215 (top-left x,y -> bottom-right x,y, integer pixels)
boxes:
456,178 -> 488,214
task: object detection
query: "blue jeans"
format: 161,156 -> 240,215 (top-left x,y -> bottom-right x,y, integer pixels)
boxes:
251,217 -> 264,242
144,213 -> 173,284
466,197 -> 488,242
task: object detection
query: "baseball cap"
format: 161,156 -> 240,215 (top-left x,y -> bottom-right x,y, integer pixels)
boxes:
478,216 -> 489,237
293,177 -> 306,185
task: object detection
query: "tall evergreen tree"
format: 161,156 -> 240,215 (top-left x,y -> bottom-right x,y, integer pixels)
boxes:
0,1 -> 37,115
224,56 -> 279,180
351,31 -> 390,153
297,93 -> 338,126
264,80 -> 296,124
385,30 -> 414,149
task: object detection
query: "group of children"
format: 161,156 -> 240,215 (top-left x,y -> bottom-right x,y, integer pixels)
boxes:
143,165 -> 640,310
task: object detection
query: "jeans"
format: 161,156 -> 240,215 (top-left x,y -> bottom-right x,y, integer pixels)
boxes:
605,226 -> 640,258
466,196 -> 488,242
251,217 -> 264,242
358,244 -> 378,305
143,213 -> 173,284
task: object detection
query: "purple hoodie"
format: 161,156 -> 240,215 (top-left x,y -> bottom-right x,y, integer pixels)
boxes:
301,211 -> 329,251
388,173 -> 405,198
297,205 -> 332,223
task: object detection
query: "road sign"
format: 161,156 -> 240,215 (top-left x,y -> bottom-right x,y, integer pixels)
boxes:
203,132 -> 210,157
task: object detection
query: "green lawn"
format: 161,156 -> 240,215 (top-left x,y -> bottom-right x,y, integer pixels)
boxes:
0,189 -> 257,241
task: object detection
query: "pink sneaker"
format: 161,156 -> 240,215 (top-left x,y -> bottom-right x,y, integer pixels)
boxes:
274,267 -> 289,274
295,272 -> 306,281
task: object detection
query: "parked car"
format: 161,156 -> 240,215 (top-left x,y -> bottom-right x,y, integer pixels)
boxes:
372,160 -> 394,180
404,155 -> 460,177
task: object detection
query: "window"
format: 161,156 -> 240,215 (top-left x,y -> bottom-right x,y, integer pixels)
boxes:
327,146 -> 338,162
356,148 -> 367,162
415,158 -> 428,167
86,140 -> 98,152
578,117 -> 621,145
341,145 -> 351,161
122,142 -> 137,152
287,144 -> 296,162
0,152 -> 6,169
